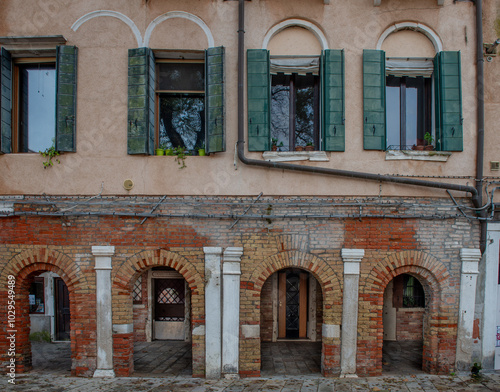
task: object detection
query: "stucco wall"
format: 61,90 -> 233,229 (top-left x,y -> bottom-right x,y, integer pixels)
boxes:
0,0 -> 482,198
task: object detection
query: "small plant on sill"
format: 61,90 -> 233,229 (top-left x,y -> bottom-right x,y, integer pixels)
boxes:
174,146 -> 187,169
39,144 -> 61,169
424,132 -> 435,150
305,142 -> 314,151
271,138 -> 283,151
470,362 -> 482,380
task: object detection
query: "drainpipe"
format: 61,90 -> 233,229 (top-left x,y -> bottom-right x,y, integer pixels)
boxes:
236,0 -> 479,207
475,0 -> 487,253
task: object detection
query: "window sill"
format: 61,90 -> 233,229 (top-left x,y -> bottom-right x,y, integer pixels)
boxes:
262,151 -> 329,162
385,150 -> 451,162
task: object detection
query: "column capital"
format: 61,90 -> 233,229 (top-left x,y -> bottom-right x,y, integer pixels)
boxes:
92,245 -> 115,257
460,248 -> 480,274
341,249 -> 365,263
203,247 -> 223,255
223,247 -> 243,263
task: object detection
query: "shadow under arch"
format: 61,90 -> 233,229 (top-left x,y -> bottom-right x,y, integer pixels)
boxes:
243,250 -> 342,377
360,250 -> 455,376
111,248 -> 205,377
0,247 -> 92,376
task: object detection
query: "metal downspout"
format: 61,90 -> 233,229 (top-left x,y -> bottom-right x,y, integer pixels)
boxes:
236,0 -> 479,202
476,0 -> 487,252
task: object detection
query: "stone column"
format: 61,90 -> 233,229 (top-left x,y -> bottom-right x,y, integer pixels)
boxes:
456,248 -> 481,371
92,245 -> 115,378
222,247 -> 243,377
204,247 -> 223,379
340,248 -> 365,377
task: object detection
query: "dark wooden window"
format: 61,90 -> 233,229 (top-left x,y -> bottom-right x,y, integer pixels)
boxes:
271,73 -> 319,151
13,60 -> 56,153
156,61 -> 205,151
386,75 -> 432,150
29,277 -> 45,314
393,274 -> 425,309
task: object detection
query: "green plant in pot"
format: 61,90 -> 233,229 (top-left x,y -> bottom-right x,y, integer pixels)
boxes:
198,142 -> 206,156
271,138 -> 283,151
424,132 -> 434,150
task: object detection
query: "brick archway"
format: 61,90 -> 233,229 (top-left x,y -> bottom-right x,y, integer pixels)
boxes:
0,247 -> 93,376
358,250 -> 455,376
112,248 -> 205,377
240,250 -> 342,377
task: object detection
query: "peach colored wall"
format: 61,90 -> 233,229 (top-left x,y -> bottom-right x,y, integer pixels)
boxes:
0,0 -> 485,198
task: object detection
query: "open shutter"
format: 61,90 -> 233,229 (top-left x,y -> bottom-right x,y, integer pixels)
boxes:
435,51 -> 462,151
127,47 -> 155,155
363,49 -> 386,150
0,47 -> 12,154
322,49 -> 345,151
247,49 -> 270,151
56,45 -> 77,152
205,46 -> 225,153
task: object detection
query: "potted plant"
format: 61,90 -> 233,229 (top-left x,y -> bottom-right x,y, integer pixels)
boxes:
471,362 -> 482,379
271,138 -> 283,151
295,145 -> 304,151
424,132 -> 434,150
198,142 -> 206,156
155,147 -> 164,155
174,146 -> 187,169
305,142 -> 314,151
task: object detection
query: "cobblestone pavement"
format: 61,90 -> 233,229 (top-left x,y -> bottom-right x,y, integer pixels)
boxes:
2,372 -> 500,391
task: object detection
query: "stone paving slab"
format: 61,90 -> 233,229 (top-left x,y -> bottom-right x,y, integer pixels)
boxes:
2,373 -> 500,391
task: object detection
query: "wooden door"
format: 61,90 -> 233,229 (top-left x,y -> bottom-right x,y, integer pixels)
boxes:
278,271 -> 308,339
54,277 -> 70,341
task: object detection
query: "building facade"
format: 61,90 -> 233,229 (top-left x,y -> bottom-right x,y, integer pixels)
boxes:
0,0 -> 498,378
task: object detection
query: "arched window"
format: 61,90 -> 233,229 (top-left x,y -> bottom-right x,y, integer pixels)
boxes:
393,274 -> 425,309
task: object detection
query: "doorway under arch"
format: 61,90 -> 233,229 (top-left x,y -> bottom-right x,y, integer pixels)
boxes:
260,268 -> 322,376
382,273 -> 426,375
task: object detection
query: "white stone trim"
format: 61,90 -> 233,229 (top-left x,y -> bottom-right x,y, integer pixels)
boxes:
192,325 -> 205,336
144,11 -> 214,48
112,323 -> 133,334
92,245 -> 115,258
262,151 -> 329,162
341,249 -> 365,263
376,22 -> 443,53
241,324 -> 260,339
322,324 -> 340,338
72,10 -> 142,47
262,19 -> 329,51
385,150 -> 451,161
0,202 -> 13,214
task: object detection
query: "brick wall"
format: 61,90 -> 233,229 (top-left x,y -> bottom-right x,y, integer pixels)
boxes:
396,308 -> 424,341
133,272 -> 148,342
0,196 -> 479,377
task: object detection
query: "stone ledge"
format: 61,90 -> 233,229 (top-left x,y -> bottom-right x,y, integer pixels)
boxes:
385,150 -> 451,162
262,151 -> 329,162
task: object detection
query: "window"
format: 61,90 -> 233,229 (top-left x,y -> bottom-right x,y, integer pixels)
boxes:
392,274 -> 425,309
247,49 -> 345,152
0,44 -> 78,154
127,47 -> 225,155
157,61 -> 205,151
271,73 -> 319,150
29,277 -> 45,314
133,275 -> 142,305
363,50 -> 463,152
386,75 -> 432,150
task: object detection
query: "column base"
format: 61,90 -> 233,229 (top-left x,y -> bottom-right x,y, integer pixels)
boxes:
340,373 -> 358,378
93,369 -> 115,378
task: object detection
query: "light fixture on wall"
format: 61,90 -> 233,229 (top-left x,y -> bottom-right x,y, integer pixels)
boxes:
484,39 -> 500,56
123,179 -> 134,191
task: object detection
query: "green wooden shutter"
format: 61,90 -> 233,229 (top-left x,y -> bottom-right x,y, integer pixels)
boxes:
363,49 -> 386,150
322,49 -> 345,151
247,49 -> 270,151
435,51 -> 462,151
55,45 -> 77,152
128,47 -> 155,155
206,46 -> 225,153
0,47 -> 12,154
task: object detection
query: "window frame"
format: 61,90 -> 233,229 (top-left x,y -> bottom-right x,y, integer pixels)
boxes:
11,57 -> 56,153
155,58 -> 206,151
29,277 -> 45,314
270,72 -> 320,151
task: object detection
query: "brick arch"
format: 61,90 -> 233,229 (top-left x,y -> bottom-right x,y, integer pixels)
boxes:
358,250 -> 456,376
111,248 -> 205,377
242,250 -> 342,377
0,247 -> 94,376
